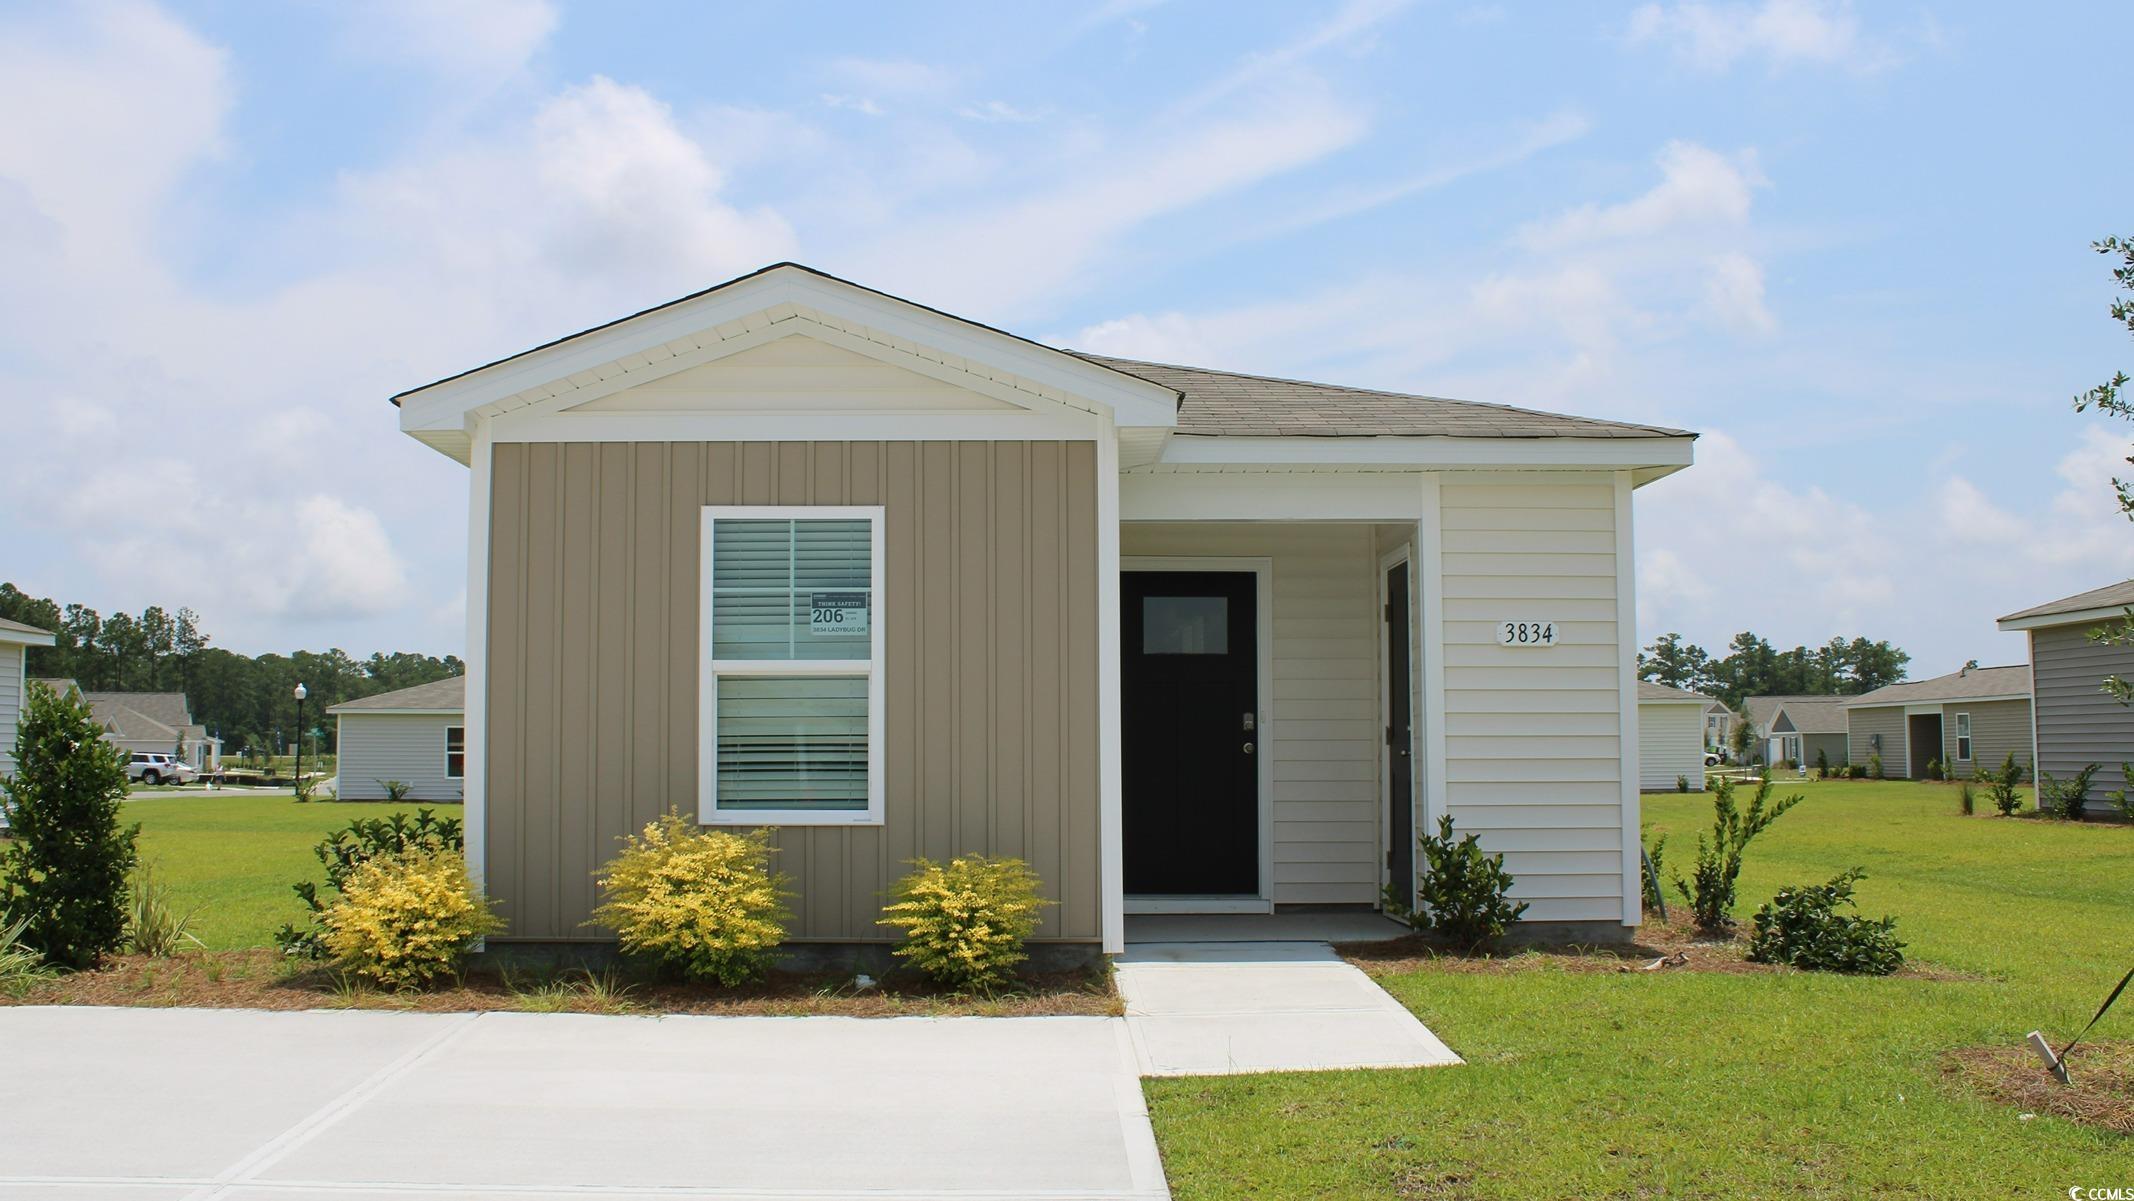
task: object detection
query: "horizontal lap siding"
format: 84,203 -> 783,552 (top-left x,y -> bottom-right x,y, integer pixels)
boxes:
0,645 -> 20,778
1121,522 -> 1380,904
1941,698 -> 2032,778
1440,475 -> 1624,923
487,441 -> 1100,942
335,714 -> 464,802
1637,702 -> 1703,791
2030,625 -> 2134,797
1847,707 -> 1905,774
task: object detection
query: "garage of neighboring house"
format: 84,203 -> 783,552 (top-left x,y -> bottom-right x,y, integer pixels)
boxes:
1844,664 -> 2032,779
327,676 -> 467,802
1637,681 -> 1713,791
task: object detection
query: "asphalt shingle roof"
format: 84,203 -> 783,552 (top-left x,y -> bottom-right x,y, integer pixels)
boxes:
1069,353 -> 1695,440
0,616 -> 54,641
1847,665 -> 2031,707
1637,680 -> 1714,703
1999,579 -> 2134,625
1767,696 -> 1850,735
81,692 -> 202,742
328,676 -> 466,714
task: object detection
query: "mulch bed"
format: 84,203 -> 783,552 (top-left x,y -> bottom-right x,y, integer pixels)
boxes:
2,948 -> 1120,1018
1338,915 -> 1971,981
1943,1040 -> 2134,1134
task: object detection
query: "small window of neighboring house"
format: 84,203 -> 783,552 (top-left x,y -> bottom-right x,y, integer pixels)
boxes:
1955,713 -> 1972,763
445,726 -> 465,779
701,507 -> 884,825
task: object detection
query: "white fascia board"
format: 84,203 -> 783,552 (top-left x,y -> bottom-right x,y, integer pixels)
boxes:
328,708 -> 465,717
1997,604 -> 2133,632
0,630 -> 57,648
1120,471 -> 1428,520
489,407 -> 1101,445
399,267 -> 1178,435
1845,694 -> 2029,710
1156,434 -> 1696,470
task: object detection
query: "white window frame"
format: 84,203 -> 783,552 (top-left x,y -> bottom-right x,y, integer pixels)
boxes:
698,505 -> 886,827
445,725 -> 465,779
1954,712 -> 1972,763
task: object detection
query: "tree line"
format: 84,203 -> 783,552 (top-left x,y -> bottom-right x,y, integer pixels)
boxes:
0,583 -> 460,757
1639,631 -> 1910,710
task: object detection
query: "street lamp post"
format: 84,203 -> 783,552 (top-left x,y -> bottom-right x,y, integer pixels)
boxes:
293,683 -> 308,793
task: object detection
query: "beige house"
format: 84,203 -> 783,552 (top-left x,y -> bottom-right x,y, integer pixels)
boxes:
1844,665 -> 2032,780
1999,579 -> 2134,804
327,676 -> 467,803
391,263 -> 1698,956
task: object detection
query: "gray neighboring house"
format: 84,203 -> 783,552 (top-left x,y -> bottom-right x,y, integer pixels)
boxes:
33,681 -> 223,772
1743,695 -> 1849,770
328,676 -> 466,802
1636,681 -> 1715,791
1999,578 -> 2134,802
0,617 -> 58,789
1844,665 -> 2032,780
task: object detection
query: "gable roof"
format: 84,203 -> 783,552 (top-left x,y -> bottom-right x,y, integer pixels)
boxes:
1846,665 -> 2032,707
1637,680 -> 1713,704
1766,695 -> 1849,735
1072,354 -> 1693,441
327,676 -> 466,714
82,692 -> 207,744
1742,694 -> 1823,731
1998,579 -> 2134,629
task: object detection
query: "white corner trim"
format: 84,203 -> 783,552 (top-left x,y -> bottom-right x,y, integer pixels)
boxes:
1158,434 -> 1696,470
1614,471 -> 1641,927
463,418 -> 492,896
1096,423 -> 1125,954
1418,475 -> 1448,841
697,505 -> 887,827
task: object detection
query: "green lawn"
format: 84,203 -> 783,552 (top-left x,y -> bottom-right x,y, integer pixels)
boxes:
125,793 -> 463,950
1149,779 -> 2133,1198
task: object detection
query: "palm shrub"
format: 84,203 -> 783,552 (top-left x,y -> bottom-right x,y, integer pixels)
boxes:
1671,775 -> 1801,935
277,808 -> 463,956
590,813 -> 790,986
880,855 -> 1052,993
1386,815 -> 1528,948
319,847 -> 501,989
1978,751 -> 2025,816
378,780 -> 414,804
0,911 -> 56,997
2040,763 -> 2101,820
1746,869 -> 1904,975
0,682 -> 139,969
127,862 -> 204,956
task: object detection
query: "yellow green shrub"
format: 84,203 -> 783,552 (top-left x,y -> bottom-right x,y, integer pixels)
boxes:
880,855 -> 1051,993
590,813 -> 790,985
319,848 -> 500,990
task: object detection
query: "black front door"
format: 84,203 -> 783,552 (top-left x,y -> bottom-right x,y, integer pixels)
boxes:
1123,571 -> 1258,895
1385,562 -> 1414,909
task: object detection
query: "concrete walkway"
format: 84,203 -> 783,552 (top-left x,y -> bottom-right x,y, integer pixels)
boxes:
1115,942 -> 1462,1076
0,1006 -> 1168,1201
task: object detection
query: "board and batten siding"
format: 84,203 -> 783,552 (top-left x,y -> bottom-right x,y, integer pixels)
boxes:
1440,473 -> 1626,924
1121,522 -> 1383,904
336,714 -> 464,802
486,440 -> 1100,943
1939,698 -> 2032,777
0,644 -> 21,778
1848,707 -> 1905,774
2029,624 -> 2134,795
1637,702 -> 1703,791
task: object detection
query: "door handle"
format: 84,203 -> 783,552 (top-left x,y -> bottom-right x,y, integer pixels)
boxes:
1243,742 -> 1255,755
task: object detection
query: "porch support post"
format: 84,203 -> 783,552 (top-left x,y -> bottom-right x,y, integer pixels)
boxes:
1416,474 -> 1447,846
1613,469 -> 1642,927
464,416 -> 492,898
1096,418 -> 1125,954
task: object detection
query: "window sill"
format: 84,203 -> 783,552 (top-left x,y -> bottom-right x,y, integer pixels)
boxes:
703,811 -> 884,828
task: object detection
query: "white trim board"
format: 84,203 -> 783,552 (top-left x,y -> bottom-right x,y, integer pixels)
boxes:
1613,471 -> 1641,928
1120,555 -> 1276,914
463,418 -> 492,899
1121,472 -> 1429,520
1157,434 -> 1695,471
1997,604 -> 2134,632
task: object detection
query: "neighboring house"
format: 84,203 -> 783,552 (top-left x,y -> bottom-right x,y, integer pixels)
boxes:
328,676 -> 467,802
1742,695 -> 1848,770
0,618 -> 58,785
389,262 -> 1698,955
36,681 -> 224,772
1844,665 -> 2032,780
1702,700 -> 1735,751
1637,681 -> 1714,791
1998,579 -> 2134,803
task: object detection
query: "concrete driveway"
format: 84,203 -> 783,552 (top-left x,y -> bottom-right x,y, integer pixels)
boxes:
0,1007 -> 1168,1201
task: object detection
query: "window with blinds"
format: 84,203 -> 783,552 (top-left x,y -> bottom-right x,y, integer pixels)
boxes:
701,508 -> 884,824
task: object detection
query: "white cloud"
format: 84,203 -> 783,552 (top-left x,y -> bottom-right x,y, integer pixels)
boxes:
1702,251 -> 1775,333
348,0 -> 557,81
1519,141 -> 1761,250
1625,0 -> 1882,73
956,100 -> 1049,124
819,93 -> 885,116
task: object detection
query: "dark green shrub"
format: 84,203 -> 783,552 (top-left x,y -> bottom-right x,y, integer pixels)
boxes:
1676,774 -> 1689,793
1386,815 -> 1528,948
1978,752 -> 2025,816
1640,834 -> 1669,916
1671,775 -> 1801,935
2040,763 -> 2100,820
0,683 -> 139,970
1848,763 -> 1868,780
1747,869 -> 1904,975
276,808 -> 464,957
2113,763 -> 2134,820
1925,757 -> 1943,781
1814,748 -> 1831,779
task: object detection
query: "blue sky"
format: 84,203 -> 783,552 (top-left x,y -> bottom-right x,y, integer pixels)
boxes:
1,0 -> 2129,678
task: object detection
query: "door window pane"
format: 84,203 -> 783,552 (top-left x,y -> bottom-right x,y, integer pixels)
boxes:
1143,596 -> 1228,654
711,518 -> 872,660
716,676 -> 868,811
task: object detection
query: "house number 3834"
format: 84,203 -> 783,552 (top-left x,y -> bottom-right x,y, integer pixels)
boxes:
1498,620 -> 1558,646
